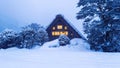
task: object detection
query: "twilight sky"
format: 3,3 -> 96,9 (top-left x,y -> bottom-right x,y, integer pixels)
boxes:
0,0 -> 82,32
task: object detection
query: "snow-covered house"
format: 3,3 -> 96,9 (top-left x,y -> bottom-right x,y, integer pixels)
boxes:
46,14 -> 85,41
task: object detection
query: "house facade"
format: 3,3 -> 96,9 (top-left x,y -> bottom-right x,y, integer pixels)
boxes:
46,14 -> 84,41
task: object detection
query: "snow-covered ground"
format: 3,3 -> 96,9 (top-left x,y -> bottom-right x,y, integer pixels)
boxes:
0,38 -> 120,68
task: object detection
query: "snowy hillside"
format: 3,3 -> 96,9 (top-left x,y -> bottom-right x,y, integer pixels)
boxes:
0,39 -> 120,68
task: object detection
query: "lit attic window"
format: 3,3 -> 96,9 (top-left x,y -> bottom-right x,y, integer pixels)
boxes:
57,25 -> 63,29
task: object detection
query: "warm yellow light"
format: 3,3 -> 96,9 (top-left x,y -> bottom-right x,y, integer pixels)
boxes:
64,26 -> 67,30
52,32 -> 55,36
60,32 -> 64,35
65,31 -> 68,35
52,31 -> 68,36
52,27 -> 55,30
55,32 -> 60,35
57,25 -> 63,29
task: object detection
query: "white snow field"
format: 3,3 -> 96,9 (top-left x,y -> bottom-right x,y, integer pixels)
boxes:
0,38 -> 120,68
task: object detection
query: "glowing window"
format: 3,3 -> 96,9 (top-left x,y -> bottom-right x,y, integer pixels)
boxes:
60,32 -> 64,35
55,32 -> 60,35
52,31 -> 60,36
60,31 -> 68,36
57,25 -> 63,29
52,32 -> 55,36
52,31 -> 68,36
64,26 -> 67,30
52,27 -> 55,30
65,31 -> 68,35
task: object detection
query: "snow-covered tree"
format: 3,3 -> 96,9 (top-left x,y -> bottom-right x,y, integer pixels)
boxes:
0,29 -> 17,49
17,23 -> 49,49
27,23 -> 43,31
58,35 -> 70,46
34,28 -> 49,46
18,28 -> 35,49
14,33 -> 23,49
77,0 -> 120,52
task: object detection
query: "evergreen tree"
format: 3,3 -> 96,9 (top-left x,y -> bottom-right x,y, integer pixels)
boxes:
77,0 -> 120,52
58,35 -> 70,46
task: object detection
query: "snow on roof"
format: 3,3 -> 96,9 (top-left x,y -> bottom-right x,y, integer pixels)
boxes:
61,14 -> 86,40
46,14 -> 86,40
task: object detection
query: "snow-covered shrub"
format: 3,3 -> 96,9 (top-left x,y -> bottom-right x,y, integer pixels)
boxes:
17,23 -> 49,49
0,29 -> 17,49
18,27 -> 35,49
34,28 -> 49,46
58,35 -> 70,46
14,34 -> 23,49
